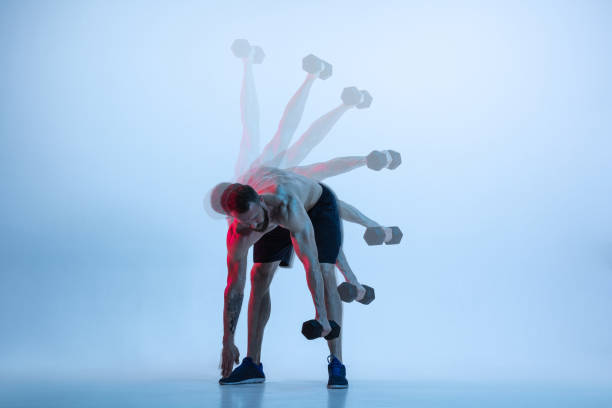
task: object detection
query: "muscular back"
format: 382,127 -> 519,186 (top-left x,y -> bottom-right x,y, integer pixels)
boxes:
239,166 -> 323,212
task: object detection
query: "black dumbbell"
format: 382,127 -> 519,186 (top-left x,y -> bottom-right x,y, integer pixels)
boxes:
231,39 -> 265,64
302,54 -> 332,79
341,87 -> 373,108
337,282 -> 375,305
366,150 -> 401,171
363,226 -> 403,245
301,319 -> 341,340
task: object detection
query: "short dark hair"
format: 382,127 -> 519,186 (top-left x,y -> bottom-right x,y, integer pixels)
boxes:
220,183 -> 259,214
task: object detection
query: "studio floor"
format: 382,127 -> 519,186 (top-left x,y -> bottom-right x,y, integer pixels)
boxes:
1,379 -> 611,408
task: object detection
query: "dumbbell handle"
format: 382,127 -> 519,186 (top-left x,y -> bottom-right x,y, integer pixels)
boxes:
383,227 -> 393,243
383,150 -> 392,166
301,319 -> 341,340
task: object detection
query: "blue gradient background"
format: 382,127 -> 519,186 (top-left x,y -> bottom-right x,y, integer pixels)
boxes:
1,0 -> 611,385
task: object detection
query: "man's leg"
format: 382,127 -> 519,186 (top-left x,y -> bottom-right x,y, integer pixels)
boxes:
320,262 -> 343,361
321,262 -> 349,388
247,261 -> 280,364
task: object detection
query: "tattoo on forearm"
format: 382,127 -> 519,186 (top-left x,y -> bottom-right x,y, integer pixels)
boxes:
226,292 -> 244,334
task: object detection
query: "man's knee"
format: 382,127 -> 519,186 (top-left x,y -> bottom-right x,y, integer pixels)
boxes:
251,262 -> 277,288
320,263 -> 337,280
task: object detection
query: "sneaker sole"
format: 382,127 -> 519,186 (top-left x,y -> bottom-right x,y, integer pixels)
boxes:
327,384 -> 348,389
219,378 -> 265,385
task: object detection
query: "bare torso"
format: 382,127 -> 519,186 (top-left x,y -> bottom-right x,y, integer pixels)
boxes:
230,166 -> 323,246
242,165 -> 322,215
225,170 -> 335,345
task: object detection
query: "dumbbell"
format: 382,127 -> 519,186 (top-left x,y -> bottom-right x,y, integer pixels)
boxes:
231,39 -> 265,64
341,87 -> 372,108
301,319 -> 341,340
302,54 -> 332,79
337,282 -> 375,305
363,226 -> 403,246
366,150 -> 401,170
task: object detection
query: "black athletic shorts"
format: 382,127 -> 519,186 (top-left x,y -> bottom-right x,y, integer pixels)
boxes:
253,183 -> 342,267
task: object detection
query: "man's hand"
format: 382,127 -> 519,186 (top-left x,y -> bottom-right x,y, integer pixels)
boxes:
220,343 -> 240,378
355,283 -> 366,302
316,317 -> 332,338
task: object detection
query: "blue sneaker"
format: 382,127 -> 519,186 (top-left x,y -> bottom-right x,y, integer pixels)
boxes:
327,355 -> 348,389
219,357 -> 265,385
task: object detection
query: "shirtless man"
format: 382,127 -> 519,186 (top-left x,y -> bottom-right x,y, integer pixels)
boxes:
218,166 -> 349,388
213,43 -> 400,387
222,42 -> 397,308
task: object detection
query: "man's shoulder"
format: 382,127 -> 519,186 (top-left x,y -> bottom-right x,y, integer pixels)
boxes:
267,193 -> 288,221
274,184 -> 290,198
226,222 -> 263,259
277,194 -> 311,232
227,220 -> 253,239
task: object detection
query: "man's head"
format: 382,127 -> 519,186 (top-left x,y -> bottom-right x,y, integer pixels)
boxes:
206,182 -> 232,219
220,183 -> 270,232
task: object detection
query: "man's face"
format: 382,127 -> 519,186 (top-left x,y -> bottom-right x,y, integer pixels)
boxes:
232,200 -> 269,232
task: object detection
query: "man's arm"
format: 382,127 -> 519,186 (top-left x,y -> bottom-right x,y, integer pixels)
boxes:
220,222 -> 251,377
285,198 -> 329,330
223,252 -> 247,346
288,155 -> 366,181
233,44 -> 261,179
